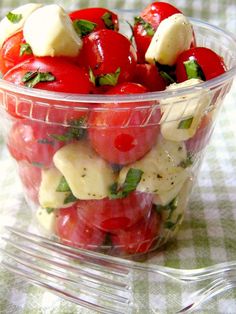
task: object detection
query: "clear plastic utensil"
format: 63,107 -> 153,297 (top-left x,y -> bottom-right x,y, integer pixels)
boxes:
1,226 -> 236,313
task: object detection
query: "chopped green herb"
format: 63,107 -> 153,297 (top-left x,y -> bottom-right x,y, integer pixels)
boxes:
6,11 -> 22,23
125,20 -> 135,43
134,16 -> 155,36
31,162 -> 44,168
37,138 -> 54,145
164,214 -> 183,230
51,117 -> 87,142
64,193 -> 77,204
159,71 -> 175,84
184,59 -> 206,81
56,176 -> 71,192
73,19 -> 97,37
46,207 -> 54,214
89,68 -> 96,86
178,153 -> 193,168
98,68 -> 120,86
178,117 -> 194,129
109,168 -> 143,199
19,43 -> 32,56
22,71 -> 55,88
102,12 -> 115,30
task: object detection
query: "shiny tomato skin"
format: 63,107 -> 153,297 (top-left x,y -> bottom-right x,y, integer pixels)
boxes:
56,204 -> 106,249
112,210 -> 161,254
133,64 -> 166,91
3,57 -> 92,118
0,31 -> 32,75
89,82 -> 160,165
175,47 -> 226,82
76,192 -> 153,232
3,56 -> 92,93
133,2 -> 181,63
69,7 -> 119,31
17,160 -> 42,203
77,29 -> 137,84
7,120 -> 68,168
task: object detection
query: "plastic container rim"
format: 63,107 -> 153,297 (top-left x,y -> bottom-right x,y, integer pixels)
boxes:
0,17 -> 235,104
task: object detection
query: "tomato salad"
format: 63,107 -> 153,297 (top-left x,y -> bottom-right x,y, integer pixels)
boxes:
0,2 -> 226,255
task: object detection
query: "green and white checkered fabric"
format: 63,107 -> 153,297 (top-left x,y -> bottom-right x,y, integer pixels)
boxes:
0,0 -> 236,313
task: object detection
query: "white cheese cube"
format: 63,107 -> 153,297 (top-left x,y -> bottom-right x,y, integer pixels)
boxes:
160,78 -> 210,142
23,4 -> 82,57
118,137 -> 189,195
53,142 -> 116,200
145,13 -> 193,66
39,167 -> 71,209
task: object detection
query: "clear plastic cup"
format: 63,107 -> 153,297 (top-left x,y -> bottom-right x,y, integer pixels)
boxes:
0,17 -> 236,257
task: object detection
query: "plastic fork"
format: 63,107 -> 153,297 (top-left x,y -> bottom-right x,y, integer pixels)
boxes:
1,226 -> 236,314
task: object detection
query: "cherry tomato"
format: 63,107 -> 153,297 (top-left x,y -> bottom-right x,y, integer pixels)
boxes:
0,31 -> 32,75
69,7 -> 119,32
7,120 -> 68,168
175,47 -> 226,82
56,204 -> 106,249
76,192 -> 153,232
133,2 -> 181,63
3,57 -> 92,118
89,82 -> 160,165
77,29 -> 137,84
133,63 -> 166,91
186,113 -> 213,153
112,210 -> 161,254
17,160 -> 42,203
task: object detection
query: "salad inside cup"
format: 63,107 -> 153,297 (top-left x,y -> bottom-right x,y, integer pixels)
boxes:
0,1 -> 235,256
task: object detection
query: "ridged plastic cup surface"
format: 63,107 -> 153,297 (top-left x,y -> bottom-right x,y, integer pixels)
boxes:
0,16 -> 236,257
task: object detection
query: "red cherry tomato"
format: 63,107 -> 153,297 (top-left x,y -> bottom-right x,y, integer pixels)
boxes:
133,2 -> 181,63
186,113 -> 213,153
3,57 -> 92,118
175,47 -> 226,82
7,120 -> 68,168
0,31 -> 32,75
69,7 -> 119,32
112,210 -> 161,254
76,192 -> 153,232
77,29 -> 137,84
133,64 -> 166,91
89,82 -> 160,165
56,204 -> 106,249
17,160 -> 42,203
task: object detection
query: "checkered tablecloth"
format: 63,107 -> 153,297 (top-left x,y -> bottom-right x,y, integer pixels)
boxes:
0,1 -> 236,313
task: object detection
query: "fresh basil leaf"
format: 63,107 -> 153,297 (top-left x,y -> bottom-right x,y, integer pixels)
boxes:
89,68 -> 96,86
31,162 -> 44,168
51,117 -> 87,142
22,71 -> 55,88
102,12 -> 115,30
109,168 -> 143,199
73,19 -> 97,37
184,59 -> 206,80
134,16 -> 155,36
37,138 -> 54,145
19,43 -> 32,56
64,193 -> 77,204
6,11 -> 22,23
56,176 -> 71,192
178,117 -> 193,129
98,67 -> 120,86
178,153 -> 193,168
159,70 -> 175,84
125,20 -> 134,43
46,207 -> 54,214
